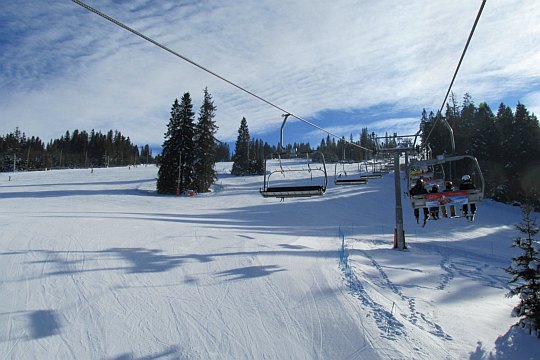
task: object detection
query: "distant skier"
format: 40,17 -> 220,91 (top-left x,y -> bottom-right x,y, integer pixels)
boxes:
459,175 -> 477,221
409,179 -> 428,224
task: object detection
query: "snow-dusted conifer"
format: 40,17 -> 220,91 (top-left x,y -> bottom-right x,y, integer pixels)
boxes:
177,93 -> 196,193
506,204 -> 540,336
157,99 -> 182,194
231,117 -> 251,176
193,88 -> 218,193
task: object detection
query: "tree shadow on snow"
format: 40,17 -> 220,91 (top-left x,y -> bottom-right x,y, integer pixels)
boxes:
0,188 -> 153,199
106,345 -> 184,360
468,326 -> 540,359
28,309 -> 63,340
11,246 -> 335,280
217,265 -> 286,281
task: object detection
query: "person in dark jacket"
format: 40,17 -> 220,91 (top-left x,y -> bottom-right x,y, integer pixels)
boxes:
410,179 -> 429,224
459,175 -> 477,221
429,184 -> 440,220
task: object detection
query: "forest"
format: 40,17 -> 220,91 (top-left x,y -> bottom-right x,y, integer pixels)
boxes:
0,128 -> 154,171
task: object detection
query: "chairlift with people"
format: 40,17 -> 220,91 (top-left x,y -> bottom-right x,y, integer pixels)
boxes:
408,153 -> 485,223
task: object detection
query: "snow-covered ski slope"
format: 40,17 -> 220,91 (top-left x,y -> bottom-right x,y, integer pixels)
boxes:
0,164 -> 538,359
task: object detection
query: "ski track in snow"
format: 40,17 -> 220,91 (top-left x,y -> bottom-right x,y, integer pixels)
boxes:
360,250 -> 453,340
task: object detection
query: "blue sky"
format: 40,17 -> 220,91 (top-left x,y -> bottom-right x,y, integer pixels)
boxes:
1,1 -> 540,151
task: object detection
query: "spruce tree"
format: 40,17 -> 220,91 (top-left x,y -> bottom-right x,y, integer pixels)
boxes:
215,142 -> 231,162
360,128 -> 371,160
178,92 -> 196,193
471,103 -> 500,197
506,204 -> 540,336
193,88 -> 218,193
231,117 -> 251,176
157,99 -> 182,194
458,93 -> 475,155
249,138 -> 264,175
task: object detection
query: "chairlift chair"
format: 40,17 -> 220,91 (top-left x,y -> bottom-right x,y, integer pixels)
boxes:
334,160 -> 368,185
409,154 -> 485,213
361,160 -> 383,179
260,152 -> 328,198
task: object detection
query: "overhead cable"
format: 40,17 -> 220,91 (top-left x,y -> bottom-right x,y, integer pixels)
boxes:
72,0 -> 372,152
423,0 -> 487,147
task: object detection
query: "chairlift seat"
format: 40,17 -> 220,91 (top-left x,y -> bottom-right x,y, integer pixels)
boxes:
260,151 -> 328,199
260,185 -> 325,198
334,178 -> 368,185
362,173 -> 383,179
411,189 -> 483,210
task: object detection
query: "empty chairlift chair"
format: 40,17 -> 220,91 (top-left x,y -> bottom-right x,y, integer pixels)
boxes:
334,161 -> 368,185
260,152 -> 328,199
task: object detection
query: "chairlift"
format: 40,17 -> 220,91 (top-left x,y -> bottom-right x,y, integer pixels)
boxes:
260,114 -> 328,198
408,154 -> 485,215
407,107 -> 486,222
334,160 -> 368,185
260,152 -> 328,198
361,159 -> 384,179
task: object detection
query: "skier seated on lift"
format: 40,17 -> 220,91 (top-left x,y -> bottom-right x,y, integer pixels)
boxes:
459,174 -> 477,221
429,184 -> 440,220
409,178 -> 429,224
442,181 -> 457,218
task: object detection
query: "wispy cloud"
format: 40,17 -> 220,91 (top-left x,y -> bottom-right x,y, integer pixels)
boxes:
1,0 -> 539,147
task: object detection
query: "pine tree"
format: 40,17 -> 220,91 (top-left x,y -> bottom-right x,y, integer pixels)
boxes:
157,94 -> 195,195
140,145 -> 153,165
506,204 -> 540,336
248,138 -> 265,175
193,88 -> 218,193
231,117 -> 251,176
471,103 -> 500,197
420,110 -> 447,156
157,99 -> 182,194
215,142 -> 231,162
178,93 -> 196,192
360,128 -> 371,160
458,93 -> 475,155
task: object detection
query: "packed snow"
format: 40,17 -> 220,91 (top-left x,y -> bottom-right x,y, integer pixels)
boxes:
0,164 -> 538,359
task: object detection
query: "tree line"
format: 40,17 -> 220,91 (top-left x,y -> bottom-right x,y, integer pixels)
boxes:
420,93 -> 540,209
229,120 -> 381,177
0,127 -> 155,171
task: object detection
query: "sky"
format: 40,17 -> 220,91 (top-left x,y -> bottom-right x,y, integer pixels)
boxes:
1,0 -> 540,151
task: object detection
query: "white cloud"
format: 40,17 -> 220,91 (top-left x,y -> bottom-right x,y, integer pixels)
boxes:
523,92 -> 540,117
